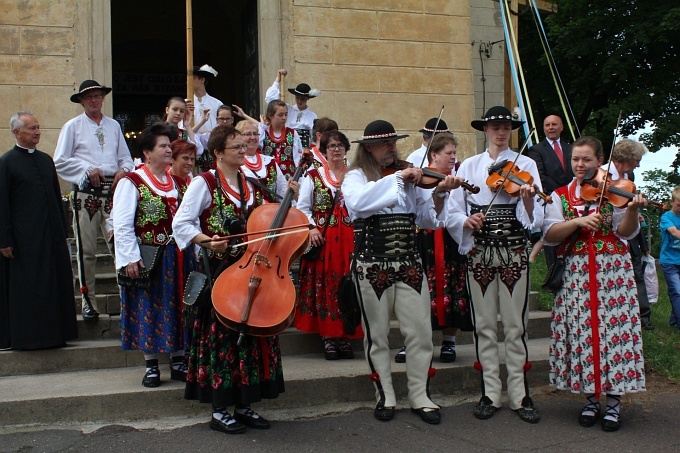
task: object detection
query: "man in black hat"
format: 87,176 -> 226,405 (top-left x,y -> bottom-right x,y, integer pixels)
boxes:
405,118 -> 453,168
447,106 -> 543,424
342,120 -> 462,425
1,112 -> 78,350
54,80 -> 134,320
191,64 -> 223,134
265,69 -> 318,148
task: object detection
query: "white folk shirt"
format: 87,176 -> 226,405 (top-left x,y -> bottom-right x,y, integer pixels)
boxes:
192,92 -> 223,134
241,154 -> 288,200
446,148 -> 544,254
342,169 -> 445,230
264,81 -> 317,136
112,169 -> 181,269
172,170 -> 256,251
53,113 -> 133,188
297,168 -> 343,226
406,144 -> 428,167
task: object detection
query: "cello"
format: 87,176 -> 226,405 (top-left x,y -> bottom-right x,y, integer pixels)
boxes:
212,150 -> 313,345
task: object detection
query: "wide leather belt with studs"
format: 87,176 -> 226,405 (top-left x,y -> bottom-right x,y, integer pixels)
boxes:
354,214 -> 418,261
469,203 -> 527,246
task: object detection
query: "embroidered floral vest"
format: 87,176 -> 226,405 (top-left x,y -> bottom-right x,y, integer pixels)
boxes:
307,168 -> 352,229
555,185 -> 628,256
125,172 -> 186,246
262,127 -> 296,178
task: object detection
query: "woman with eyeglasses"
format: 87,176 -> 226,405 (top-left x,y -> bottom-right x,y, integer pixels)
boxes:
309,117 -> 339,170
236,119 -> 287,201
295,131 -> 362,360
172,125 -> 285,435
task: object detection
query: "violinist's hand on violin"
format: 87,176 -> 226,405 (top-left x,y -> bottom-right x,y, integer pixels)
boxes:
519,184 -> 536,199
437,175 -> 463,192
309,228 -> 325,247
628,194 -> 649,209
209,234 -> 229,253
400,167 -> 423,184
464,212 -> 485,232
125,260 -> 143,279
577,213 -> 603,232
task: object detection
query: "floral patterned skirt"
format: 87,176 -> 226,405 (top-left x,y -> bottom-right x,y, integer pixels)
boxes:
549,251 -> 645,395
184,302 -> 285,408
121,245 -> 183,353
295,222 -> 363,338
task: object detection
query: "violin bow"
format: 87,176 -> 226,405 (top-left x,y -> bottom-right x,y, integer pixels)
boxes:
597,110 -> 624,213
417,105 -> 445,169
482,128 -> 536,218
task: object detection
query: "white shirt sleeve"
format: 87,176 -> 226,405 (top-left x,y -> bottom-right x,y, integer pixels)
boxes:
265,80 -> 280,104
172,176 -> 213,251
415,186 -> 446,230
296,174 -> 315,225
112,177 -> 141,269
293,130 -> 303,167
53,119 -> 92,186
342,170 -> 402,220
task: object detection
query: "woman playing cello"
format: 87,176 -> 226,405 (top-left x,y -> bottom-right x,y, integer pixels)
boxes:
172,125 -> 295,434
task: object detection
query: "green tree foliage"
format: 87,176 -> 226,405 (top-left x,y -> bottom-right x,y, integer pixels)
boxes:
519,0 -> 680,158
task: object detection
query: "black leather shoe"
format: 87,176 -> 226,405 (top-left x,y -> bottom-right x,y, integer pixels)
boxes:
439,343 -> 456,363
374,405 -> 395,421
234,407 -> 271,429
473,396 -> 497,420
170,361 -> 187,382
210,413 -> 247,434
516,396 -> 540,423
142,367 -> 161,388
394,346 -> 406,363
578,397 -> 600,427
411,407 -> 441,425
82,305 -> 99,321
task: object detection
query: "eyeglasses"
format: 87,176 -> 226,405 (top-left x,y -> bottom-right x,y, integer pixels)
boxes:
327,144 -> 346,151
82,94 -> 104,101
216,117 -> 234,123
242,132 -> 258,137
223,144 -> 247,150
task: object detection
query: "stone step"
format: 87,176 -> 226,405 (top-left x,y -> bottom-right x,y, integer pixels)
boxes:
70,253 -> 115,274
0,311 -> 552,377
73,294 -> 122,316
0,338 -> 551,426
73,273 -> 120,297
66,237 -> 112,256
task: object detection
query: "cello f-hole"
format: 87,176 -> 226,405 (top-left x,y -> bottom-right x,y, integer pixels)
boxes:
238,252 -> 257,269
275,255 -> 284,279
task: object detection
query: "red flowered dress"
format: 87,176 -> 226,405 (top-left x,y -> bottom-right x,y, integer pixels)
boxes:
545,182 -> 645,396
295,168 -> 363,338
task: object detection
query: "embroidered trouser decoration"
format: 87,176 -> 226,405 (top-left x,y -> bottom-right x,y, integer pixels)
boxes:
467,242 -> 532,410
356,259 -> 436,410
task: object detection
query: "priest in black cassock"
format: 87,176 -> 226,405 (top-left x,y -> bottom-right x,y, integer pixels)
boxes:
0,111 -> 77,350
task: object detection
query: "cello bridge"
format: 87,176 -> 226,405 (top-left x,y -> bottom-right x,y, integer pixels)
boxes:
254,254 -> 272,268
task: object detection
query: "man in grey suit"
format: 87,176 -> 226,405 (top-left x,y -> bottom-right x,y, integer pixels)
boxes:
528,115 -> 574,267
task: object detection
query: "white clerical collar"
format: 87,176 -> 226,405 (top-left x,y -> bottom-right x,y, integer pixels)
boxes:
16,144 -> 35,153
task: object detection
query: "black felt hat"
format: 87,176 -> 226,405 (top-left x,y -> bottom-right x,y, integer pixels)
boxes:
288,83 -> 319,99
352,120 -> 409,144
419,117 -> 449,134
470,106 -> 524,131
70,80 -> 112,103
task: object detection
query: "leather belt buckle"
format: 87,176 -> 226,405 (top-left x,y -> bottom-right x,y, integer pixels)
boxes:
489,229 -> 512,237
488,222 -> 513,229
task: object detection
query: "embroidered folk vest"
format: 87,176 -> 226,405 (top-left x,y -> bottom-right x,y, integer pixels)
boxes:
263,127 -> 296,178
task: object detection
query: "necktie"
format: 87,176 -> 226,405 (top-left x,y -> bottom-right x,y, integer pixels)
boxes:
553,141 -> 564,169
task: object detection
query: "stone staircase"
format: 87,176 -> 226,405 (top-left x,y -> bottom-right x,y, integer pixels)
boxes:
0,291 -> 551,427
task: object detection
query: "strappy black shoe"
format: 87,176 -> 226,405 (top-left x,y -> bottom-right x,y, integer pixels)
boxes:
324,338 -> 338,360
170,357 -> 188,381
578,395 -> 601,427
601,396 -> 621,432
473,396 -> 497,420
142,366 -> 160,388
210,412 -> 246,434
515,397 -> 540,424
234,406 -> 271,429
338,338 -> 354,359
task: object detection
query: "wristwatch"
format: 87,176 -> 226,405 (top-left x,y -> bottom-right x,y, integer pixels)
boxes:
122,167 -> 130,173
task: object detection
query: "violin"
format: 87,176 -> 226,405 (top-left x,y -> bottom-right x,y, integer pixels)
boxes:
382,159 -> 480,194
486,160 -> 552,204
580,167 -> 669,210
211,150 -> 313,344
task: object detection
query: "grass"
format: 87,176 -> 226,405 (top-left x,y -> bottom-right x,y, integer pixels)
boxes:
530,250 -> 680,382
